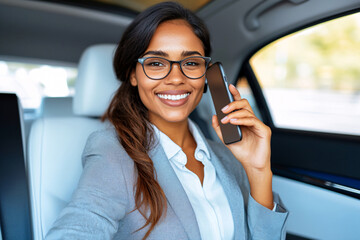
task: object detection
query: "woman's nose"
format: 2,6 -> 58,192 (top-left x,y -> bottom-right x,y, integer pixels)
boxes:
164,64 -> 186,84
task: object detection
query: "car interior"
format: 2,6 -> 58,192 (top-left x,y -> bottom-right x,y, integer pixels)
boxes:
0,0 -> 359,240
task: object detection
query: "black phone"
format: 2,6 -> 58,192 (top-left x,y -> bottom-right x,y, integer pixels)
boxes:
206,62 -> 242,144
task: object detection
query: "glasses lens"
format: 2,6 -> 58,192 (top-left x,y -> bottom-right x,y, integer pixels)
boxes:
143,57 -> 170,79
181,57 -> 207,79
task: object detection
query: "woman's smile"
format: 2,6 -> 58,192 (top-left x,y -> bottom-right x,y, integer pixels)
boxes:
156,90 -> 191,107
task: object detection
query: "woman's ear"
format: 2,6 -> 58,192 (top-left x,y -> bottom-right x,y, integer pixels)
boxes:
130,70 -> 138,87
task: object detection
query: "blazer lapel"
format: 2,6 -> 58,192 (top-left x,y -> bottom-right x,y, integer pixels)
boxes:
205,141 -> 247,240
148,142 -> 201,240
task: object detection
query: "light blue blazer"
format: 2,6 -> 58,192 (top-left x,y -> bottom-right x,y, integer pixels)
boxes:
46,127 -> 288,240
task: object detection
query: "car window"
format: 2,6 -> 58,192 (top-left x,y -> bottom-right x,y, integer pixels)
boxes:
0,60 -> 77,111
250,12 -> 360,136
236,76 -> 262,121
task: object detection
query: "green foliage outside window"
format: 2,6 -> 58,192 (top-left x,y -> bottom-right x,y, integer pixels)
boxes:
251,12 -> 360,94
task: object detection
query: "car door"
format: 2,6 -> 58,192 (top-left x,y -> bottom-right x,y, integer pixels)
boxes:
199,0 -> 360,239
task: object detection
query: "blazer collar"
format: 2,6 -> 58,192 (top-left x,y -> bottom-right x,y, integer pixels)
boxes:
148,140 -> 201,240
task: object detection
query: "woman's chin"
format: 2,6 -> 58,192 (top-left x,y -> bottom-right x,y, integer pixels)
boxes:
161,114 -> 189,124
150,111 -> 190,126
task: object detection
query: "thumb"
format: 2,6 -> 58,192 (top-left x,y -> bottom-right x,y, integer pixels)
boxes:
212,115 -> 224,143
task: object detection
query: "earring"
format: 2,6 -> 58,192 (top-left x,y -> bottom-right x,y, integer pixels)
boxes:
203,79 -> 208,93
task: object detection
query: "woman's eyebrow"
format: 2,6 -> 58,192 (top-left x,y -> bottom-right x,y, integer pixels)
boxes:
182,51 -> 203,57
142,50 -> 168,57
142,50 -> 203,58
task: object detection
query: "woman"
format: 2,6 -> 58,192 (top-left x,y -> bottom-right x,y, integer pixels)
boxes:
46,2 -> 288,240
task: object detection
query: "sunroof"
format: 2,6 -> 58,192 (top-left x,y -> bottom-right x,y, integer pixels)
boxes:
76,0 -> 212,12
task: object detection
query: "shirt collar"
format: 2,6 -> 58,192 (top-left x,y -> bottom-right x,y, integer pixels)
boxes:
188,119 -> 210,160
152,119 -> 210,161
153,125 -> 182,160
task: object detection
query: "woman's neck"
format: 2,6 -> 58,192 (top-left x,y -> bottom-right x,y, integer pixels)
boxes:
151,118 -> 194,149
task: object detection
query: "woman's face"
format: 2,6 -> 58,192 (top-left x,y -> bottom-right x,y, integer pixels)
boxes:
130,19 -> 206,127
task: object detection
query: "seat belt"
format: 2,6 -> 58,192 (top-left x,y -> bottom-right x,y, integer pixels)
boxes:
0,93 -> 32,240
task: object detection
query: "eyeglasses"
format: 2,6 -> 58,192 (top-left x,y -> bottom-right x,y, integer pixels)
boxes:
137,56 -> 211,80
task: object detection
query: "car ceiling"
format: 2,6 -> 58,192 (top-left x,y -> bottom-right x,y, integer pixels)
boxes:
1,0 -> 359,82
56,0 -> 214,12
0,0 -> 133,64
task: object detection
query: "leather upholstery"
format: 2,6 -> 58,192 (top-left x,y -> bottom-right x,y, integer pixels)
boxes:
27,44 -> 119,240
73,44 -> 120,117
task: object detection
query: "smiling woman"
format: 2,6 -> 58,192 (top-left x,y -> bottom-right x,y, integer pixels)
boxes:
45,2 -> 288,240
130,20 -> 208,124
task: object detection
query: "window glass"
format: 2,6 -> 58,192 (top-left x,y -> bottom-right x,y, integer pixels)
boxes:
250,12 -> 360,135
0,60 -> 77,110
236,76 -> 262,121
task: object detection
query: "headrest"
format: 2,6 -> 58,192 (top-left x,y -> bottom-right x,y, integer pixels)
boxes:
73,44 -> 120,117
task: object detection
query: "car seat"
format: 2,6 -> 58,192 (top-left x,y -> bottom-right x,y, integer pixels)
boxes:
27,44 -> 120,240
41,97 -> 74,118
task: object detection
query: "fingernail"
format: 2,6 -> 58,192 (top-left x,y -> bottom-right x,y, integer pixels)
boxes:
221,105 -> 229,112
221,116 -> 228,123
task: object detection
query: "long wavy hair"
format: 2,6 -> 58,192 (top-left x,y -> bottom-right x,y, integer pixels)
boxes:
103,2 -> 211,239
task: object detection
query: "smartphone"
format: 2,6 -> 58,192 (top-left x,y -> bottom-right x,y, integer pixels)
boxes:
206,62 -> 242,144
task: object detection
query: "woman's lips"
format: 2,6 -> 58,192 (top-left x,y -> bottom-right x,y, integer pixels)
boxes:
156,92 -> 190,107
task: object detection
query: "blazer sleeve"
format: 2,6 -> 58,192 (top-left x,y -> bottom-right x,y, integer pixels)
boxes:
233,150 -> 289,240
247,192 -> 288,240
45,129 -> 129,240
207,139 -> 288,240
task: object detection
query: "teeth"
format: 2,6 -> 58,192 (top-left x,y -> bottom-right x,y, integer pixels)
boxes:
157,93 -> 190,100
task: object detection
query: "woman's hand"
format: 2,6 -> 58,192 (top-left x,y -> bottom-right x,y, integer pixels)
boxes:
211,84 -> 271,170
211,84 -> 274,209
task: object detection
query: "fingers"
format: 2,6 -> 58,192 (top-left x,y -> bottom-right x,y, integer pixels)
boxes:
214,84 -> 267,140
229,84 -> 241,101
212,115 -> 224,143
221,84 -> 254,114
220,106 -> 270,138
225,115 -> 271,138
220,108 -> 254,124
226,116 -> 258,127
221,98 -> 253,115
213,108 -> 271,141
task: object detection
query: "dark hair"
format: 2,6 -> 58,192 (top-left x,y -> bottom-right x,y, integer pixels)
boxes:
103,2 -> 211,239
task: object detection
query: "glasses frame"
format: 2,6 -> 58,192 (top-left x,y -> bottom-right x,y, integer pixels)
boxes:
137,56 -> 212,80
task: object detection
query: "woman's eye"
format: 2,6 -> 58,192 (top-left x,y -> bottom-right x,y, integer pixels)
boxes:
184,61 -> 199,66
147,61 -> 164,67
